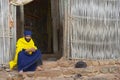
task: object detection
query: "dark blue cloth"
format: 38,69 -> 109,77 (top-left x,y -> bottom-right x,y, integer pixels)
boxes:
24,30 -> 32,36
18,50 -> 42,72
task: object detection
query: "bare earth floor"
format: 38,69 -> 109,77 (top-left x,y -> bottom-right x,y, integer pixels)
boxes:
1,59 -> 120,80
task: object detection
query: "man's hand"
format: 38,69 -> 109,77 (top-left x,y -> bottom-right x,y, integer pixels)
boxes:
29,47 -> 36,52
25,49 -> 30,52
25,48 -> 36,52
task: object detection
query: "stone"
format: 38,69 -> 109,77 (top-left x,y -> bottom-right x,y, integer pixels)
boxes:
74,68 -> 83,74
109,66 -> 119,73
34,77 -> 48,80
24,77 -> 34,80
58,61 -> 70,67
92,61 -> 99,66
62,68 -> 76,75
98,60 -> 110,66
83,67 -> 98,73
26,72 -> 35,77
35,70 -> 62,77
100,67 -> 109,73
115,60 -> 120,65
75,61 -> 87,68
52,77 -> 74,80
86,60 -> 93,66
88,77 -> 108,80
0,67 -> 3,71
5,69 -> 11,72
42,61 -> 58,69
108,60 -> 116,65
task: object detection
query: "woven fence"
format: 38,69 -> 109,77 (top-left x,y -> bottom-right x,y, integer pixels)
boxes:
64,0 -> 120,59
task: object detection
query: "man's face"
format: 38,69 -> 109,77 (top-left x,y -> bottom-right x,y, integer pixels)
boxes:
25,35 -> 31,42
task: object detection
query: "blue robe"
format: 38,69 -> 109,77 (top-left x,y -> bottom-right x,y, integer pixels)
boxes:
18,50 -> 42,71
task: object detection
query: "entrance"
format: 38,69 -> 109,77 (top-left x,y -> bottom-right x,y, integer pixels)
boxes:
16,0 -> 62,60
24,0 -> 52,53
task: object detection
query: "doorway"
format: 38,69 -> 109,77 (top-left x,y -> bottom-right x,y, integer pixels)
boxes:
16,0 -> 62,60
24,0 -> 52,53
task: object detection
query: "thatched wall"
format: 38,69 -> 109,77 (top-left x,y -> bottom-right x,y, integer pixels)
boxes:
0,0 -> 11,64
63,0 -> 120,59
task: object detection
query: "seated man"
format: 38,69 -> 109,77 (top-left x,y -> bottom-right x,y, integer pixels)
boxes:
9,30 -> 43,72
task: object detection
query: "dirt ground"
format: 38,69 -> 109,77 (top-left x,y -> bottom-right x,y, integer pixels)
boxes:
1,59 -> 120,80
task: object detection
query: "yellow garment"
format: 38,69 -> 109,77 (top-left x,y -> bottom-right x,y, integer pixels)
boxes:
9,37 -> 37,70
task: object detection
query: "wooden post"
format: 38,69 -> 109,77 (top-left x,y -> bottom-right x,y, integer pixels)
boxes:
63,0 -> 69,59
20,5 -> 24,36
51,0 -> 59,53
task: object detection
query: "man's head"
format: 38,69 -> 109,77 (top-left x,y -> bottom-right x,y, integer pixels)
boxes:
24,30 -> 32,42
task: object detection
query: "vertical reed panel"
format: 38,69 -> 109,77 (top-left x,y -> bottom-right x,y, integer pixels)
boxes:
0,0 -> 10,64
68,0 -> 120,59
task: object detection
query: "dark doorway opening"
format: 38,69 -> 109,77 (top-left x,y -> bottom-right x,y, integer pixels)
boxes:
24,0 -> 53,53
16,0 -> 63,60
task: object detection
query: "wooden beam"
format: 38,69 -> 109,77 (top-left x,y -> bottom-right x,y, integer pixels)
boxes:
24,13 -> 41,20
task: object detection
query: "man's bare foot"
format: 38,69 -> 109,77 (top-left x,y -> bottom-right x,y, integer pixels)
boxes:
19,70 -> 23,75
18,70 -> 27,78
36,66 -> 43,71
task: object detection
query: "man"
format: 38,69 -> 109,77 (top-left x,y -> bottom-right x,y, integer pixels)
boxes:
9,30 -> 43,72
